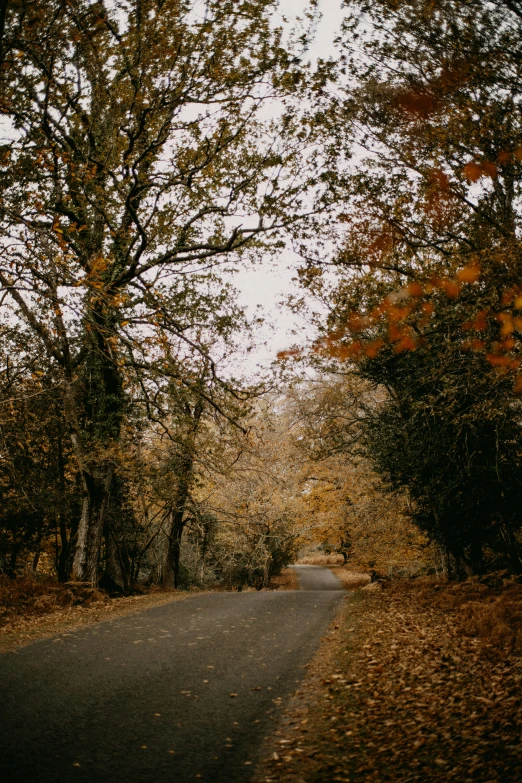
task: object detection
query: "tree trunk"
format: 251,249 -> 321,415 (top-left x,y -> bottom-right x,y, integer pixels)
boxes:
64,313 -> 124,584
162,509 -> 186,588
444,545 -> 452,581
31,546 -> 41,575
101,524 -> 131,593
160,400 -> 203,588
56,515 -> 70,583
71,464 -> 114,583
7,541 -> 20,578
452,545 -> 475,580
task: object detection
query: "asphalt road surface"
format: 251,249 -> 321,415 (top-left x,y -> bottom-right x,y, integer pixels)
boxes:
292,564 -> 343,591
0,567 -> 344,783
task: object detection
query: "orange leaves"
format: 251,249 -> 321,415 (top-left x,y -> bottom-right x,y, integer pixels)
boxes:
406,282 -> 423,297
462,310 -> 488,332
365,339 -> 384,358
486,353 -> 518,368
348,312 -> 372,332
395,90 -> 437,117
456,265 -> 480,283
276,348 -> 302,361
461,338 -> 485,352
463,161 -> 498,182
429,168 -> 450,192
438,279 -> 461,297
393,334 -> 417,354
368,231 -> 394,255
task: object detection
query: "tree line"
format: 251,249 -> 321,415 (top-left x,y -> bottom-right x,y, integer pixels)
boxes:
2,0 -> 522,588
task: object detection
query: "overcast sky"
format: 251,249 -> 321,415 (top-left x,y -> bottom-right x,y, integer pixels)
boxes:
230,0 -> 342,377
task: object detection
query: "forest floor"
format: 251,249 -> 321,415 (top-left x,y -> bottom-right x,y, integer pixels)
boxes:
0,568 -> 298,652
254,573 -> 522,783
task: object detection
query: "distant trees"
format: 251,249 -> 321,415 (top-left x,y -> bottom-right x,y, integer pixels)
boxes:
286,378 -> 431,576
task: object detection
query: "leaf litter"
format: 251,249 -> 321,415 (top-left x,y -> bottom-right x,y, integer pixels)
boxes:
254,576 -> 522,783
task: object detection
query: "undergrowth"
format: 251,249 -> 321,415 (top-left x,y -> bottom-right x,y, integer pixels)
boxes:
387,572 -> 522,654
0,575 -> 108,627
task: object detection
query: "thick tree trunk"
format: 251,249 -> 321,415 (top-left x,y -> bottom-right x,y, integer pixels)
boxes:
102,526 -> 131,593
31,546 -> 41,575
162,510 -> 186,588
160,401 -> 203,588
7,541 -> 20,578
64,310 -> 124,585
452,545 -> 475,580
71,464 -> 114,583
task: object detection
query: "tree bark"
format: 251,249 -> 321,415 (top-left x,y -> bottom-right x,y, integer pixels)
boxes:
71,464 -> 114,583
160,400 -> 203,588
64,316 -> 124,585
162,509 -> 186,589
102,523 -> 131,593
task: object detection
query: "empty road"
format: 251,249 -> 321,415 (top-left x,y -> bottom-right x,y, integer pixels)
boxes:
0,566 -> 344,783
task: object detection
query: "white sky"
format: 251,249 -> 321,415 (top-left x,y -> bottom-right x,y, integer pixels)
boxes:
231,0 -> 342,377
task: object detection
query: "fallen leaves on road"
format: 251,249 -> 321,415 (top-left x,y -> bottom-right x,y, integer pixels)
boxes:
254,577 -> 522,783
